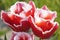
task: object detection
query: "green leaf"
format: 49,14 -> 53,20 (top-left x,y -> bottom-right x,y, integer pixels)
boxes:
4,34 -> 7,40
51,34 -> 58,40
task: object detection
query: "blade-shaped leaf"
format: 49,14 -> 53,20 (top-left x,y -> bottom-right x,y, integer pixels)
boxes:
4,34 -> 7,40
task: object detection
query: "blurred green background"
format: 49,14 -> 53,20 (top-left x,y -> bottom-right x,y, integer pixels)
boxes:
0,0 -> 60,40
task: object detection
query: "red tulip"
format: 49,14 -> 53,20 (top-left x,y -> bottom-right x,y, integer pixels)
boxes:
1,11 -> 30,32
1,1 -> 35,32
28,16 -> 58,39
10,32 -> 34,40
28,5 -> 58,39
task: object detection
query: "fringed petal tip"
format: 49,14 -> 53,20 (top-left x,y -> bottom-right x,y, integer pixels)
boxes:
42,5 -> 48,10
1,10 -> 6,19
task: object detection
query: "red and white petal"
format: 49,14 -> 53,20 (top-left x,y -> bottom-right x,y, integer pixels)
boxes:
41,5 -> 57,21
29,1 -> 35,11
1,10 -> 22,25
10,32 -> 34,40
1,11 -> 21,31
28,16 -> 58,39
22,2 -> 32,12
29,1 -> 35,17
42,5 -> 48,10
10,2 -> 23,14
1,10 -> 30,32
10,1 -> 32,14
10,32 -> 16,40
34,8 -> 57,21
25,1 -> 36,17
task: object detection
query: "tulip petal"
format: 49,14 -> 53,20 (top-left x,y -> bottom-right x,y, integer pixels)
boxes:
10,2 -> 23,14
1,11 -> 21,31
10,1 -> 32,14
28,16 -> 58,38
25,1 -> 35,17
42,5 -> 48,10
1,10 -> 30,32
34,8 -> 57,21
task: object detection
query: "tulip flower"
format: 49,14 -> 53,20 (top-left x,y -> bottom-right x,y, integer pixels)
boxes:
28,5 -> 58,39
10,32 -> 34,40
1,1 -> 35,32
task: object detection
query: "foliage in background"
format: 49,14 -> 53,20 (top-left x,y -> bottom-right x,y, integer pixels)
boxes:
0,29 -> 9,36
0,0 -> 60,40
